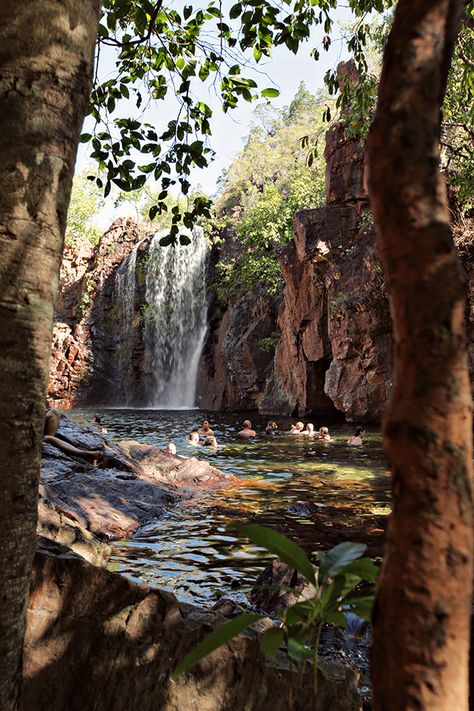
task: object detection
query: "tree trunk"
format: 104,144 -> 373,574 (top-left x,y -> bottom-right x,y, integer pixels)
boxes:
368,1 -> 473,709
0,2 -> 101,708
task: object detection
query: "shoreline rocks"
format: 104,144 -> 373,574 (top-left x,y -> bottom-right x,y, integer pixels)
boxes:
23,538 -> 362,711
39,417 -> 239,553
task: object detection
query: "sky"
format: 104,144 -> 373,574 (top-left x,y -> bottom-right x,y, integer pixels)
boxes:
76,5 -> 355,226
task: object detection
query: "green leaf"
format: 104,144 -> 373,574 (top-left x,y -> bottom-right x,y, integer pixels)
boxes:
323,610 -> 347,627
261,87 -> 280,98
260,626 -> 284,660
159,234 -> 174,247
173,613 -> 262,678
338,558 -> 379,583
317,542 -> 367,582
320,574 -> 360,613
179,234 -> 191,245
283,600 -> 315,626
80,133 -> 92,143
229,3 -> 241,19
287,637 -> 313,661
254,47 -> 262,62
232,524 -> 316,585
345,596 -> 374,622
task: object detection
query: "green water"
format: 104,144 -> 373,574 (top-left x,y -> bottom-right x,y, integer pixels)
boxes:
71,408 -> 390,605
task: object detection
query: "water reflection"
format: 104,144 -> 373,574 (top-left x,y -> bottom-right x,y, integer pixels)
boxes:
71,408 -> 390,605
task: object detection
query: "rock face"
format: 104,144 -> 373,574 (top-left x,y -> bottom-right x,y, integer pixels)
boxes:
257,84 -> 393,422
197,264 -> 280,410
39,417 -> 237,544
198,71 -> 393,422
260,208 -> 393,421
48,219 -> 143,408
23,539 -> 362,711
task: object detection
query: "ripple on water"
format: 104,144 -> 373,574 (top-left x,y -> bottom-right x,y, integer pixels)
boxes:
70,408 -> 390,606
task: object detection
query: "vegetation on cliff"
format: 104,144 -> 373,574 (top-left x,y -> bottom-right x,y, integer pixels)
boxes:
212,83 -> 329,297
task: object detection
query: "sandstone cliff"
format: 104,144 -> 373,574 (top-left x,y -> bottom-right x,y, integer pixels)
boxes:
199,99 -> 393,421
48,219 -> 146,407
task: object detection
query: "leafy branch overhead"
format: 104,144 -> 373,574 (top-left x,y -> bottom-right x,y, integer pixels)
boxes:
83,0 -> 473,244
82,0 -> 362,242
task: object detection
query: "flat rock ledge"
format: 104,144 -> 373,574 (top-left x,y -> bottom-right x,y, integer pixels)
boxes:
39,417 -> 238,564
23,538 -> 362,711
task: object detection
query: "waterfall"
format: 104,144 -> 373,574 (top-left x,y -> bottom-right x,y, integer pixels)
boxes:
113,246 -> 138,399
144,227 -> 208,409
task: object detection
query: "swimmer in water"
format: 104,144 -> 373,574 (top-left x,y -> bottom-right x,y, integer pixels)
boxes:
188,431 -> 201,446
197,420 -> 214,435
347,426 -> 365,446
265,421 -> 278,435
318,426 -> 331,441
238,420 -> 256,437
289,422 -> 305,434
203,435 -> 218,448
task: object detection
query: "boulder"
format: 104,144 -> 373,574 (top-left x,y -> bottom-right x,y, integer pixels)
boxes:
248,559 -> 316,614
117,440 -> 240,487
37,488 -> 111,566
23,539 -> 362,711
40,417 -> 237,544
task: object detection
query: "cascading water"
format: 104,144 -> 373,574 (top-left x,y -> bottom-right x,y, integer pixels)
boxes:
143,227 -> 208,408
113,245 -> 139,400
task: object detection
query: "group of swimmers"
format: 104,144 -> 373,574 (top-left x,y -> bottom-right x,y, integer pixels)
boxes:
186,420 -> 219,449
285,422 -> 331,439
162,419 -> 367,454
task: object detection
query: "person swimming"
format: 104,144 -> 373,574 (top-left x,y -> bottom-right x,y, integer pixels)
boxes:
197,420 -> 214,435
93,415 -> 108,434
289,422 -> 305,434
265,421 -> 278,435
166,442 -> 177,455
203,435 -> 218,448
188,431 -> 201,446
238,420 -> 256,437
347,426 -> 365,446
303,423 -> 315,436
318,426 -> 331,441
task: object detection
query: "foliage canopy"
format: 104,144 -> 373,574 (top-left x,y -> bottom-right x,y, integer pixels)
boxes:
212,83 -> 328,297
78,0 -> 472,244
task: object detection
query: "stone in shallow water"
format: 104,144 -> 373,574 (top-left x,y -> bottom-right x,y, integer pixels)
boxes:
287,501 -> 311,517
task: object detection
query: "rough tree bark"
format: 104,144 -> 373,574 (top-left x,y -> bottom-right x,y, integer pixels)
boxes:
0,2 -> 101,709
368,1 -> 473,709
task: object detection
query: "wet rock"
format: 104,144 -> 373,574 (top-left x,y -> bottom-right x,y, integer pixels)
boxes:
40,417 -> 237,544
23,540 -> 362,711
38,487 -> 111,566
48,218 -> 145,407
197,278 -> 280,411
117,440 -> 240,486
288,501 -> 311,517
248,559 -> 317,614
